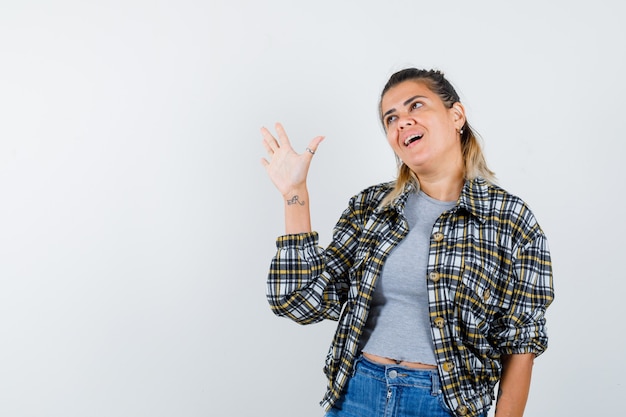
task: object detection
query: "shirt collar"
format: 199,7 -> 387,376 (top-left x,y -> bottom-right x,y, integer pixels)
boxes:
457,177 -> 490,223
374,181 -> 415,215
376,178 -> 491,223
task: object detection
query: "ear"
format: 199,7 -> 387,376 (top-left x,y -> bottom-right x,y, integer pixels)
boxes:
451,102 -> 466,130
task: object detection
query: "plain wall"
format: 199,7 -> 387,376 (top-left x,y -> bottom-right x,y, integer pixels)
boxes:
1,1 -> 624,416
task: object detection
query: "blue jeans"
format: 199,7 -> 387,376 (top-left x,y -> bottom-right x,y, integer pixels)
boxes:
325,356 -> 485,417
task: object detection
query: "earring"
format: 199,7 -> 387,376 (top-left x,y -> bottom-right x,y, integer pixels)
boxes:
459,128 -> 464,135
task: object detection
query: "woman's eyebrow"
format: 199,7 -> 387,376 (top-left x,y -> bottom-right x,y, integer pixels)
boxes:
382,95 -> 426,119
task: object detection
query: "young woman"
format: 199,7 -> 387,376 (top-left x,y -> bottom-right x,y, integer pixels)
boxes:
260,68 -> 554,417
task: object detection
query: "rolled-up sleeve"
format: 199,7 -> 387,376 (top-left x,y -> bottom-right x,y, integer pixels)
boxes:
493,227 -> 554,356
266,190 -> 372,325
267,232 -> 345,324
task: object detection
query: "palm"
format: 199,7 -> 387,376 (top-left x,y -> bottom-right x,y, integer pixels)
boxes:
261,123 -> 324,196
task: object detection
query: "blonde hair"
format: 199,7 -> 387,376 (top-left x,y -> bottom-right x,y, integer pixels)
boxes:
379,69 -> 496,207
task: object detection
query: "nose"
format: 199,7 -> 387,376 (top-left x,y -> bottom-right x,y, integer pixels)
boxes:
398,116 -> 413,129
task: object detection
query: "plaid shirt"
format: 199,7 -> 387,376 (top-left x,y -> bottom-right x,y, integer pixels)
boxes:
266,178 -> 554,417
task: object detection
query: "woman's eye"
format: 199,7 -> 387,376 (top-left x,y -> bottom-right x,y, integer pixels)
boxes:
385,115 -> 397,126
411,101 -> 423,110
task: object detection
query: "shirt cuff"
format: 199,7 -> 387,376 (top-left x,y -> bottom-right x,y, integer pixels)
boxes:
275,232 -> 319,249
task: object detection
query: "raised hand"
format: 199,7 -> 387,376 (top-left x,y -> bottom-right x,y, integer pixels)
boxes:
260,122 -> 324,198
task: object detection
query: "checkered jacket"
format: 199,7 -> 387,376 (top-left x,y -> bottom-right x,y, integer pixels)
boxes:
266,178 -> 554,417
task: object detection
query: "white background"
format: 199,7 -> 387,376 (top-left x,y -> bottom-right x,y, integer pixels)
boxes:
1,1 -> 624,416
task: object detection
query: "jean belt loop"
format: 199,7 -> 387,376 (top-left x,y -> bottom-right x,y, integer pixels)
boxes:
430,369 -> 440,396
351,355 -> 362,377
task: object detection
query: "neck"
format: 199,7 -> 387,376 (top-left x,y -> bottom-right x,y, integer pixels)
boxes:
417,172 -> 464,202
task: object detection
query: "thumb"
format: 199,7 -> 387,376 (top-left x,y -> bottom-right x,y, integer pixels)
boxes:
304,135 -> 325,156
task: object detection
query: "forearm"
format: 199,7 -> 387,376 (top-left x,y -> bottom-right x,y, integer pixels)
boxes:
283,185 -> 312,234
494,353 -> 534,417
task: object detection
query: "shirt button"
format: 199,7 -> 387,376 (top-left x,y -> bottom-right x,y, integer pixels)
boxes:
483,288 -> 491,301
388,370 -> 398,378
433,317 -> 445,329
456,405 -> 469,416
442,361 -> 455,372
428,271 -> 441,282
432,232 -> 444,242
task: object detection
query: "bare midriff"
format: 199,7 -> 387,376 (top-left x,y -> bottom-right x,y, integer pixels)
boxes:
362,352 -> 437,369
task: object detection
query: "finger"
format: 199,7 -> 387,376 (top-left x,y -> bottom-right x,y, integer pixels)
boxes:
304,135 -> 325,156
261,139 -> 274,156
274,122 -> 292,148
260,126 -> 280,151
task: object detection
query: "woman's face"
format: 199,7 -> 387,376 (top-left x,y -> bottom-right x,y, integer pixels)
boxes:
381,80 -> 465,177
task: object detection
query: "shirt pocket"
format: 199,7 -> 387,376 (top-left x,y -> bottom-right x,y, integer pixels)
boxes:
459,257 -> 509,309
454,258 -> 510,339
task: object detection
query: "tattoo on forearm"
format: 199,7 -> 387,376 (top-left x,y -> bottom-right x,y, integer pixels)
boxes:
287,195 -> 305,206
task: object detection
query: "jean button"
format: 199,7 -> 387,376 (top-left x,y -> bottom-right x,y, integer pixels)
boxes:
388,370 -> 398,378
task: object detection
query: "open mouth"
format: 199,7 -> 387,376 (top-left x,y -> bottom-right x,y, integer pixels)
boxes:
404,134 -> 423,146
